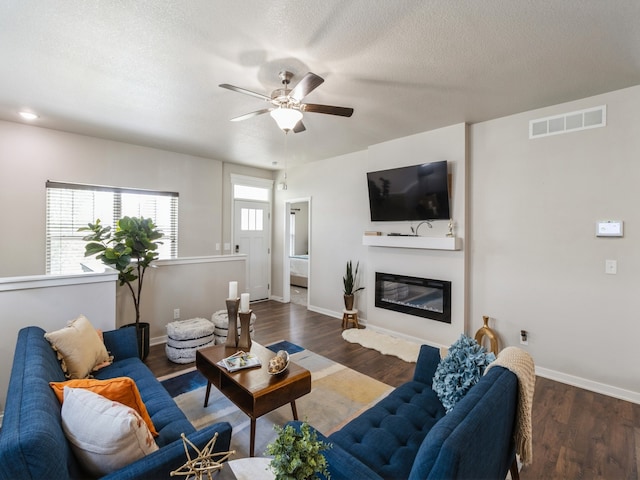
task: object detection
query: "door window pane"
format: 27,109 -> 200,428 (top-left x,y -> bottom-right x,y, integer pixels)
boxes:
240,208 -> 264,231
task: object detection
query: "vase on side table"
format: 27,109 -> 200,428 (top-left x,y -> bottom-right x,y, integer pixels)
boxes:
343,294 -> 355,311
225,298 -> 240,347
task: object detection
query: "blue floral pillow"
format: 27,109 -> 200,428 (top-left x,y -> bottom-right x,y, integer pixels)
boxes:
432,334 -> 496,413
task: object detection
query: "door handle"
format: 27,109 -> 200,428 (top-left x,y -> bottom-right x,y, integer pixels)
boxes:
235,245 -> 239,253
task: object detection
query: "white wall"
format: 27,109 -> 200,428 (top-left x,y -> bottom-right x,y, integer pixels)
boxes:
272,149 -> 369,310
272,86 -> 640,402
362,125 -> 468,346
469,85 -> 640,402
273,124 -> 468,347
0,120 -> 271,277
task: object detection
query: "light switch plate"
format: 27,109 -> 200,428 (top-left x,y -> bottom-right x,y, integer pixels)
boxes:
596,220 -> 623,237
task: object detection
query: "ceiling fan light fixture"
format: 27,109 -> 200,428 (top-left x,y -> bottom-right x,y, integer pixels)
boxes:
270,107 -> 303,132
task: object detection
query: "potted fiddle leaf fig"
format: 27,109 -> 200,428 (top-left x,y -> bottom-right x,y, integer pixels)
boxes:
265,421 -> 332,480
342,260 -> 364,311
79,216 -> 162,360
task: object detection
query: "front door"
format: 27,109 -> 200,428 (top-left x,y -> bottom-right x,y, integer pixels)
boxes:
234,200 -> 270,301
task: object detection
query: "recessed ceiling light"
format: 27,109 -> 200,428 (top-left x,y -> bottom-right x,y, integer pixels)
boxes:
19,111 -> 39,120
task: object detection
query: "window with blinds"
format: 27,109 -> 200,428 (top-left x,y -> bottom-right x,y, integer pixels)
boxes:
46,181 -> 178,274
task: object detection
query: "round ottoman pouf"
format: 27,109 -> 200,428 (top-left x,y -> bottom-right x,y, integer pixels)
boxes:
165,317 -> 215,364
212,310 -> 256,345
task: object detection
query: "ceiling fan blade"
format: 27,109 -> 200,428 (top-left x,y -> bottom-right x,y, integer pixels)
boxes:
289,73 -> 324,102
219,83 -> 272,102
293,120 -> 306,133
302,103 -> 354,117
230,108 -> 272,122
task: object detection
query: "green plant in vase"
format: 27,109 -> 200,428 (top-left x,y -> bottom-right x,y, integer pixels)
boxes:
79,216 -> 162,359
265,421 -> 332,480
342,260 -> 364,311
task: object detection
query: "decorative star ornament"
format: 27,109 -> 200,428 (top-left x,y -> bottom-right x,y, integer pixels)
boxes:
170,432 -> 235,480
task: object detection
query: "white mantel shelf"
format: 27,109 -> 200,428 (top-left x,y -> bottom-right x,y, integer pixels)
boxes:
362,235 -> 462,251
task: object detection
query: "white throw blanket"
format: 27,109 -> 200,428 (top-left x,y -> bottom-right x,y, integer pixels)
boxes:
485,346 -> 535,466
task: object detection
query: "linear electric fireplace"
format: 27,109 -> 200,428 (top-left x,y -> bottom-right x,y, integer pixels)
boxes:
375,272 -> 451,323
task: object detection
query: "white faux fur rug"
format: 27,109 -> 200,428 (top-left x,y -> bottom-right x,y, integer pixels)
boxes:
342,328 -> 421,363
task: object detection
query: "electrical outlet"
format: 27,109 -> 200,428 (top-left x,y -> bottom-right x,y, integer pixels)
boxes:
173,308 -> 180,320
605,259 -> 617,274
520,330 -> 528,345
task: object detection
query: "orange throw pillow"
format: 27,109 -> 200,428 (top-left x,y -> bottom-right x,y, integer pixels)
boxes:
50,377 -> 158,437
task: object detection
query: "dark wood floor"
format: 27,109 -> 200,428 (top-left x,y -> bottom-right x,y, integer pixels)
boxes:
146,300 -> 640,479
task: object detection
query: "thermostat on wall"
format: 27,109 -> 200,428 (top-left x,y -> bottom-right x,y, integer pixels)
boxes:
596,220 -> 623,237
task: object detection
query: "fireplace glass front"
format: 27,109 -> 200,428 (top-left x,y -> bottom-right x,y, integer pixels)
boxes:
375,272 -> 451,323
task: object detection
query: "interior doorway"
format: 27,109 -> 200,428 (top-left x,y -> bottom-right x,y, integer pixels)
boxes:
284,197 -> 311,306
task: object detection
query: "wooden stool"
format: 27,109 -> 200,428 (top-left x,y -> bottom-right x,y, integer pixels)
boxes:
342,309 -> 359,329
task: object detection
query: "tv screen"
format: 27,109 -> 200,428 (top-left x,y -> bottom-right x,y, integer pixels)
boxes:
367,161 -> 450,222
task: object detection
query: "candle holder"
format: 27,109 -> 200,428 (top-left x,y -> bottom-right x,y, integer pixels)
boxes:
225,298 -> 240,347
238,310 -> 253,350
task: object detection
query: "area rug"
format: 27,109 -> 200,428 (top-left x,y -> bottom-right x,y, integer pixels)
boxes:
265,340 -> 305,355
342,328 -> 421,363
160,346 -> 393,459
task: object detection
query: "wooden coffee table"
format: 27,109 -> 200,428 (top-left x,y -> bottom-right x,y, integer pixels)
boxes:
196,343 -> 311,457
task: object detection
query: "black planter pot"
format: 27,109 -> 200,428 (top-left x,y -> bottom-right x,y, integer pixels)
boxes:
121,322 -> 150,360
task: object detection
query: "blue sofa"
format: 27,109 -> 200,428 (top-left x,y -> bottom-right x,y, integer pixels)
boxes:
0,326 -> 232,480
294,344 -> 519,480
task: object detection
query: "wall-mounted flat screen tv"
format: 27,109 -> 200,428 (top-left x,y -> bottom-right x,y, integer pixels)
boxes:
367,160 -> 450,222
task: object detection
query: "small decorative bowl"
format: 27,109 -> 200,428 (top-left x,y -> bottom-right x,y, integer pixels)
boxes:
268,350 -> 290,375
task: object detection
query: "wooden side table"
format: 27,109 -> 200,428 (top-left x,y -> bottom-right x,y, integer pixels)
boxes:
342,309 -> 359,329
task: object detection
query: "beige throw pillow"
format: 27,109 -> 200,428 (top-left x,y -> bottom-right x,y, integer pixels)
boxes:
44,314 -> 113,379
61,387 -> 159,476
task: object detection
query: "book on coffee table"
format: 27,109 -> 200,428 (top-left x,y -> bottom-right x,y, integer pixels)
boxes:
218,351 -> 262,372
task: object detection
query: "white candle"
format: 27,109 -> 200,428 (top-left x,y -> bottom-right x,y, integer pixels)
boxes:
240,293 -> 250,312
228,281 -> 238,299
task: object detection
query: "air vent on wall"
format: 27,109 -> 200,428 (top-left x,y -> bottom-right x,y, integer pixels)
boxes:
529,105 -> 606,139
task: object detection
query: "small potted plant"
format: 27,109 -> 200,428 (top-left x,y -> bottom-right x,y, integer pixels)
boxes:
79,216 -> 162,360
343,260 -> 364,311
265,421 -> 332,480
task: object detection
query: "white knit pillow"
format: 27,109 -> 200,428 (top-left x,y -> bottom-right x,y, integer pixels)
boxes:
61,387 -> 159,476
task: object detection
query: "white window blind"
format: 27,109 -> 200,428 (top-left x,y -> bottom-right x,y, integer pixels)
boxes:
46,181 -> 178,274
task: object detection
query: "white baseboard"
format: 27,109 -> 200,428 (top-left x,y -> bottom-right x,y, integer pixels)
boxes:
151,335 -> 167,346
0,411 -> 3,429
307,304 -> 341,319
535,366 -> 640,405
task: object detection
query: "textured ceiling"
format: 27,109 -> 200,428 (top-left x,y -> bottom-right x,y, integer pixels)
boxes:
1,1 -> 639,170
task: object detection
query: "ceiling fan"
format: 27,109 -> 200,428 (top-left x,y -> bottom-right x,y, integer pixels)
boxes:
219,71 -> 354,133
